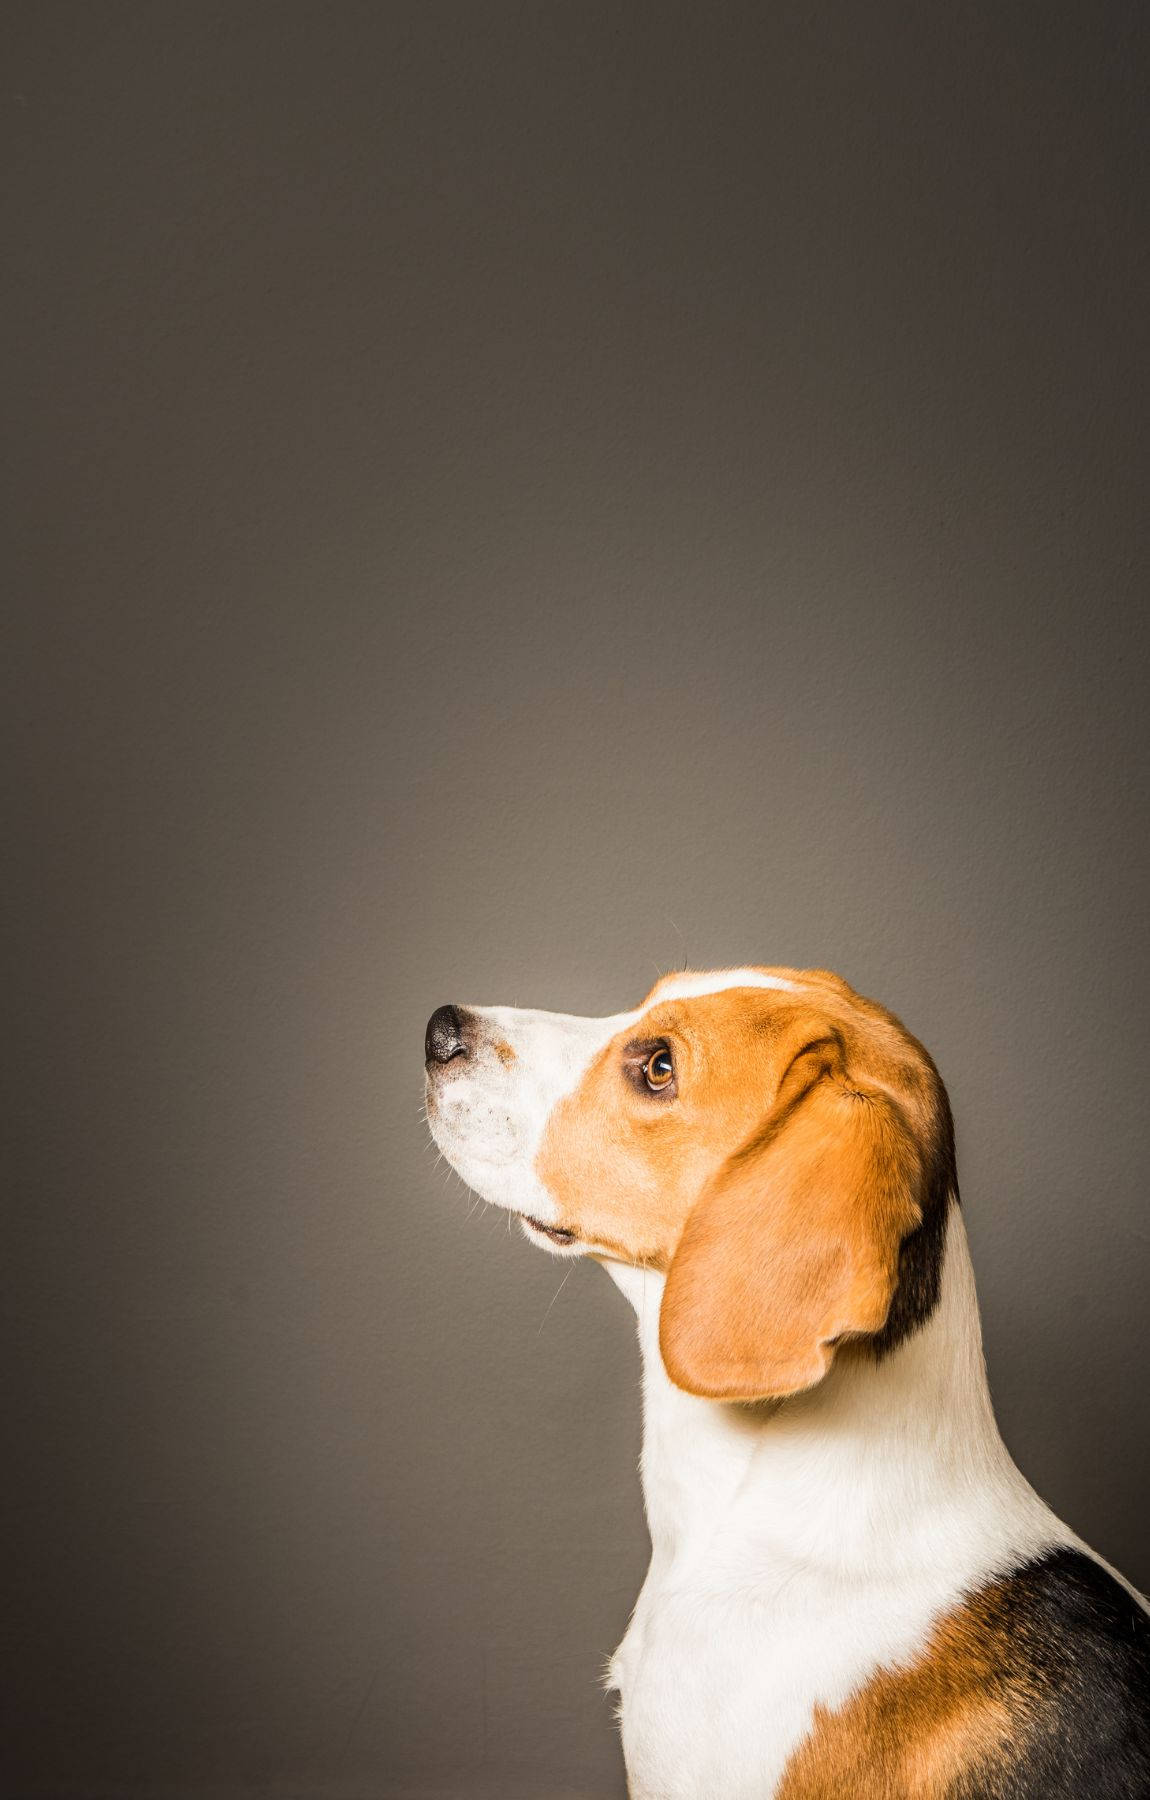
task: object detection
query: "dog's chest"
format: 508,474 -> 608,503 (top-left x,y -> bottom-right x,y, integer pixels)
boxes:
609,1555 -> 953,1800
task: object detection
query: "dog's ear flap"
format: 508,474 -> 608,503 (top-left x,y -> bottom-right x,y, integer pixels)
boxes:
659,1038 -> 925,1402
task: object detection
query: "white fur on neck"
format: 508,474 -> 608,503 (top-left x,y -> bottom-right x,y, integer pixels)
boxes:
601,1208 -> 1072,1800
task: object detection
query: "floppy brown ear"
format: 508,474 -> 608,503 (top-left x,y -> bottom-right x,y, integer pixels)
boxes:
659,1055 -> 926,1401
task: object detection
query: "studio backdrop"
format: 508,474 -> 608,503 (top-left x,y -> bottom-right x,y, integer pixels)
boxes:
3,4 -> 1148,1798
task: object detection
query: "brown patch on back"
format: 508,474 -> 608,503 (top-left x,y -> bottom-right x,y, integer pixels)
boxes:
775,1574 -> 1041,1799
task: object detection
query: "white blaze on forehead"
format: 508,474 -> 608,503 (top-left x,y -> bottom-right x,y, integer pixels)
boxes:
643,968 -> 797,1005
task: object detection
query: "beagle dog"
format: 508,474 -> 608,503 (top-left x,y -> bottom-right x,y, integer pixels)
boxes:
423,968 -> 1150,1799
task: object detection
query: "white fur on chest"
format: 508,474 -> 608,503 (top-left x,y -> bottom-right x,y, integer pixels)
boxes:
602,1217 -> 1069,1800
612,1564 -> 965,1800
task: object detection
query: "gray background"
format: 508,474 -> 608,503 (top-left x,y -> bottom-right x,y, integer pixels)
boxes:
3,3 -> 1148,1797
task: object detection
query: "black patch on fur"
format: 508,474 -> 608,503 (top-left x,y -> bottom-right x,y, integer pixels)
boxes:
954,1547 -> 1150,1799
871,1064 -> 957,1360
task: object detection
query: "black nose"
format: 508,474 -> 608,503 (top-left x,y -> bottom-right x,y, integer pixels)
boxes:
425,1004 -> 468,1065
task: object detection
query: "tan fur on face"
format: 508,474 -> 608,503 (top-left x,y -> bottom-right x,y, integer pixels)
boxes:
534,968 -> 949,1398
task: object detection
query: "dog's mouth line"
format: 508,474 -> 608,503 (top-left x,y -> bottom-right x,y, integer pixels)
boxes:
521,1214 -> 578,1246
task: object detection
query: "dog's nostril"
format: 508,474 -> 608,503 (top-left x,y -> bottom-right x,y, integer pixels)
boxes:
425,1004 -> 468,1065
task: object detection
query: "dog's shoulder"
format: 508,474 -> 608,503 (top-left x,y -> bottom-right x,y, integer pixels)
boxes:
951,1546 -> 1150,1799
777,1546 -> 1150,1799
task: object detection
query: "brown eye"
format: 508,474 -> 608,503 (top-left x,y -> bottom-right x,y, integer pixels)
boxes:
643,1048 -> 675,1092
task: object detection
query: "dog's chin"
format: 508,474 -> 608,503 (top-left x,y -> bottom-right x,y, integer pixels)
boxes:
442,1166 -> 585,1254
519,1215 -> 585,1256
426,1122 -> 582,1255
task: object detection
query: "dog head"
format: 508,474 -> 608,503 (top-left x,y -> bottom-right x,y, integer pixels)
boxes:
424,969 -> 955,1401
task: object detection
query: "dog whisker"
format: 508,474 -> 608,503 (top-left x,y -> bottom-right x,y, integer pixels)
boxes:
537,1264 -> 575,1334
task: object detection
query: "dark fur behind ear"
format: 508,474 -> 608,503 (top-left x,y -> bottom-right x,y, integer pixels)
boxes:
872,1065 -> 957,1360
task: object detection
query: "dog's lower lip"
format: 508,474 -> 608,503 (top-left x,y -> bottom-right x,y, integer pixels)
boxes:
523,1216 -> 577,1245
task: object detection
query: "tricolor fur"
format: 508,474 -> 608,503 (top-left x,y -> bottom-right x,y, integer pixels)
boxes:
423,967 -> 1150,1798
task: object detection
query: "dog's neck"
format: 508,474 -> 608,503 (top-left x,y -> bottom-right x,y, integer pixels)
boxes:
603,1205 -> 1051,1573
